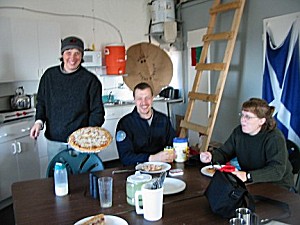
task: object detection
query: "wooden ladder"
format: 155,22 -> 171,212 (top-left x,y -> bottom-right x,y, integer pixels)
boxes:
179,0 -> 246,152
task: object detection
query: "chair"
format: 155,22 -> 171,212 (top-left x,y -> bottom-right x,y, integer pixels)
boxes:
46,148 -> 104,177
286,139 -> 300,193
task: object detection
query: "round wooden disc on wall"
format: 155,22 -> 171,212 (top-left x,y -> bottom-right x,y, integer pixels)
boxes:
124,42 -> 173,96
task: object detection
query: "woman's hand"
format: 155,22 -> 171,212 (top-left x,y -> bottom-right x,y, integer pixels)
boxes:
200,151 -> 212,163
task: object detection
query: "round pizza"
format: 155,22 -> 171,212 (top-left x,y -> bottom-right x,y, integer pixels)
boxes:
68,127 -> 112,153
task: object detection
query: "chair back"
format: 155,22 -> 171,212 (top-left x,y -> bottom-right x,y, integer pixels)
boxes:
286,139 -> 300,193
286,140 -> 300,174
47,149 -> 104,177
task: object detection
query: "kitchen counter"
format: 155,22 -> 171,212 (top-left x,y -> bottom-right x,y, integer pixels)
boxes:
103,97 -> 183,107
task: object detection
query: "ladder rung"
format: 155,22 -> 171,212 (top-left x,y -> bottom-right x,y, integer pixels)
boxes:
188,92 -> 218,103
196,63 -> 226,71
203,31 -> 234,41
180,120 -> 208,135
210,1 -> 242,14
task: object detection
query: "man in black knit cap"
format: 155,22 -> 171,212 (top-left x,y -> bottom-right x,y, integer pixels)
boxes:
30,36 -> 105,162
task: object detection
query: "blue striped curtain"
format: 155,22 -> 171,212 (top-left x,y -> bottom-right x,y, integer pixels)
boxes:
262,20 -> 300,146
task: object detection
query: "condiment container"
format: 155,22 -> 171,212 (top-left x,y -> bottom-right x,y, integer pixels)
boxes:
173,137 -> 188,162
126,171 -> 152,206
54,162 -> 68,196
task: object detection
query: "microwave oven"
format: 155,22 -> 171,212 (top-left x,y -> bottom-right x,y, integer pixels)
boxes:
82,51 -> 102,67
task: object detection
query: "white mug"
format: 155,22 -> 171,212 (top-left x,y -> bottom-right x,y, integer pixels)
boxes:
135,183 -> 164,221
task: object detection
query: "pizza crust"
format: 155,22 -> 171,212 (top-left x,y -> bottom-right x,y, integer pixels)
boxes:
82,214 -> 105,225
141,164 -> 163,172
68,127 -> 112,153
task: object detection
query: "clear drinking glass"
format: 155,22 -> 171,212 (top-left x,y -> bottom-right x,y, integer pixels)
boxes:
236,208 -> 251,225
229,218 -> 246,225
98,177 -> 113,208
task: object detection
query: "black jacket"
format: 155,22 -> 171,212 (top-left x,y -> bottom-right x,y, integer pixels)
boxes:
116,107 -> 176,166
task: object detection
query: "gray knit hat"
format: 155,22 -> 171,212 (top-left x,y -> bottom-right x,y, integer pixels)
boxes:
61,36 -> 84,53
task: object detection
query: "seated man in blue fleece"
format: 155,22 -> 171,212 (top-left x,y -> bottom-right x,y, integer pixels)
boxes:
116,82 -> 176,166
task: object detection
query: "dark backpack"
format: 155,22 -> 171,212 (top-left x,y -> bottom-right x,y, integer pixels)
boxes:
204,170 -> 255,218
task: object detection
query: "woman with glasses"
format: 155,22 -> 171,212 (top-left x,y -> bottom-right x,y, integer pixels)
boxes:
200,98 -> 294,190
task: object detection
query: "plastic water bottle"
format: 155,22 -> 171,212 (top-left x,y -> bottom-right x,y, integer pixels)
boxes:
54,162 -> 68,196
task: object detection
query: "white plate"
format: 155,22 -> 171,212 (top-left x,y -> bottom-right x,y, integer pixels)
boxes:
135,162 -> 171,174
163,177 -> 186,195
74,215 -> 128,225
200,165 -> 222,177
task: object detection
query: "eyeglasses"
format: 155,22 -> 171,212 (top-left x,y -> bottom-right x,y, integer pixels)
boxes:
238,112 -> 258,120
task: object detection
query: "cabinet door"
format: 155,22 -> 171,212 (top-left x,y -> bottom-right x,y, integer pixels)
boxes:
99,105 -> 134,161
15,137 -> 40,181
37,22 -> 61,78
10,19 -> 61,81
11,19 -> 39,81
0,18 -> 15,82
0,141 -> 19,202
99,119 -> 119,161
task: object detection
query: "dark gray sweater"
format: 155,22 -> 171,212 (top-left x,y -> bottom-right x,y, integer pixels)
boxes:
35,65 -> 105,142
212,125 -> 294,189
116,107 -> 176,166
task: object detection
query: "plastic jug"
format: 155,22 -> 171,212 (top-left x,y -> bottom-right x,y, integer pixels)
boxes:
54,162 -> 68,196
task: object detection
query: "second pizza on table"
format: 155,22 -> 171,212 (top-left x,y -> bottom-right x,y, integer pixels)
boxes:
68,127 -> 112,153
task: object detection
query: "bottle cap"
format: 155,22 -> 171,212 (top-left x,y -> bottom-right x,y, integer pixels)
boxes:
173,137 -> 188,143
54,162 -> 66,170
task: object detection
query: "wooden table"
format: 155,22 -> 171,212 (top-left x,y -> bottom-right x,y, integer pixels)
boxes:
12,163 -> 300,225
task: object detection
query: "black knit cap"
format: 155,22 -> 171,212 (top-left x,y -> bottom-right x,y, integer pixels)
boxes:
61,36 -> 84,53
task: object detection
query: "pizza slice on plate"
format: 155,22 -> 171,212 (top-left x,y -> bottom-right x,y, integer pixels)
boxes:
82,214 -> 105,225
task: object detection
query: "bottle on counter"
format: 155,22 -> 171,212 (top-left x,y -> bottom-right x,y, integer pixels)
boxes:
54,162 -> 68,196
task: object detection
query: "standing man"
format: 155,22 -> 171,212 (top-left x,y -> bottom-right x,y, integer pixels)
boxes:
30,36 -> 105,161
116,82 -> 176,166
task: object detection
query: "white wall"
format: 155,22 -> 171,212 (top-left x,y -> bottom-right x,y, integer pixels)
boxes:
0,0 -> 152,98
0,0 -> 150,49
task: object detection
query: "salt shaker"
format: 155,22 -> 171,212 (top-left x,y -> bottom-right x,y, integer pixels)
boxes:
54,162 -> 68,196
